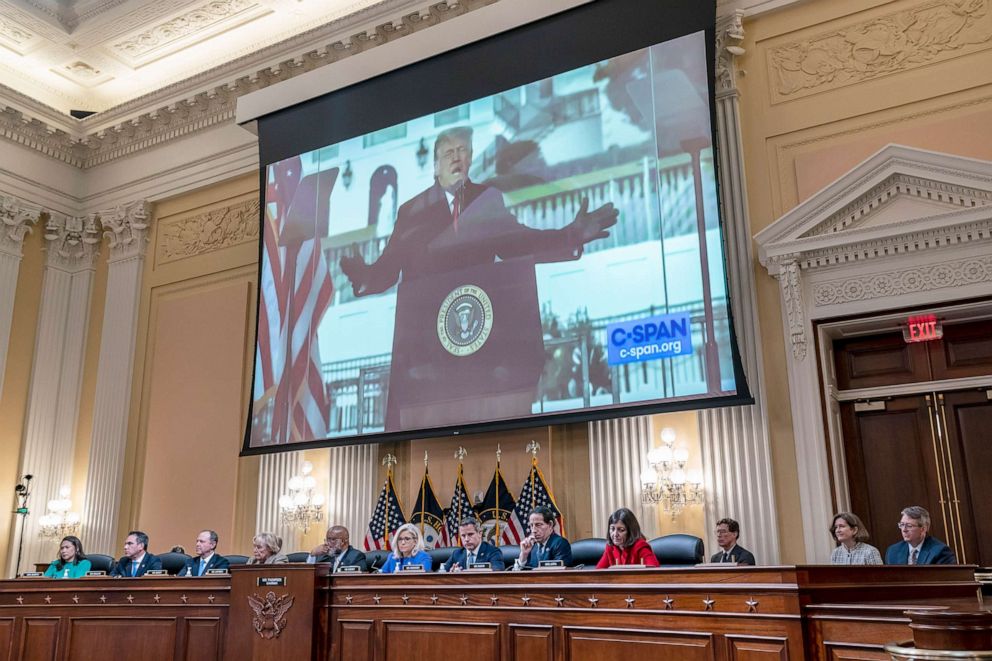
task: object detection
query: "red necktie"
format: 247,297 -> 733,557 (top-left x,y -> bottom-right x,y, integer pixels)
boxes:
451,195 -> 460,232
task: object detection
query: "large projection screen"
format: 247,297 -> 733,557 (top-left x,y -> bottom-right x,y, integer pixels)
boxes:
244,0 -> 751,453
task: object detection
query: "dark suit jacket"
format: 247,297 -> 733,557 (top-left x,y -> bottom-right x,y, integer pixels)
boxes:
110,553 -> 162,577
442,541 -> 505,571
710,545 -> 756,566
520,533 -> 573,568
313,546 -> 369,572
884,536 -> 957,565
179,553 -> 230,577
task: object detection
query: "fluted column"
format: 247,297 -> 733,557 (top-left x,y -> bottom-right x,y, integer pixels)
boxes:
81,202 -> 151,554
0,194 -> 40,401
5,212 -> 99,573
697,11 -> 781,564
326,444 -> 377,542
256,452 -> 304,552
588,415 -> 655,538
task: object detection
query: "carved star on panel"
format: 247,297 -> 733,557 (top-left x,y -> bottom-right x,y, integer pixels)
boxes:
430,594 -> 439,605
180,594 -> 189,604
625,596 -> 636,609
44,595 -> 52,604
126,594 -> 134,604
208,595 -> 215,603
703,597 -> 715,611
746,598 -> 759,613
588,596 -> 599,608
99,595 -> 107,603
554,595 -> 565,607
72,595 -> 80,604
521,595 -> 531,606
401,594 -> 410,605
663,596 -> 674,610
490,595 -> 499,606
16,596 -> 24,605
153,594 -> 161,603
372,594 -> 381,605
344,594 -> 353,604
459,594 -> 469,606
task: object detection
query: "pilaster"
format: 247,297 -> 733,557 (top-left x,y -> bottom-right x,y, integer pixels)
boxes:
326,444 -> 378,543
256,452 -> 304,554
0,194 -> 40,401
588,415 -> 655,538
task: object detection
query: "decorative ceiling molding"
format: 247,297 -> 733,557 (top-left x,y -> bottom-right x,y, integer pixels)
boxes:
767,0 -> 992,103
0,0 -> 498,169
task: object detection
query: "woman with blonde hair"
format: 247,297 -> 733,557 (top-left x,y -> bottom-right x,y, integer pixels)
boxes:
247,532 -> 289,565
829,512 -> 882,565
380,523 -> 432,573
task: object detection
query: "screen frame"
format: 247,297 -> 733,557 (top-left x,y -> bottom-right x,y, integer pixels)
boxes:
242,0 -> 752,456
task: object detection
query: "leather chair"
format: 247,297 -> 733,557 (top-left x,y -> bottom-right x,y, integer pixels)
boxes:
427,546 -> 455,571
649,534 -> 704,566
569,538 -> 607,568
85,553 -> 114,573
364,549 -> 391,572
157,552 -> 191,575
285,552 -> 310,563
499,544 -> 520,568
226,554 -> 249,566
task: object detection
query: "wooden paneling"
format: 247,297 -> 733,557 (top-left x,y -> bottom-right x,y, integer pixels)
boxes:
509,624 -> 553,661
0,617 -> 12,661
822,644 -> 890,661
726,635 -> 789,661
382,621 -> 500,661
833,333 -> 928,390
930,321 -> 992,379
65,618 -> 176,660
183,618 -> 223,661
337,620 -> 374,661
20,617 -> 59,661
563,627 -> 714,661
942,389 -> 992,567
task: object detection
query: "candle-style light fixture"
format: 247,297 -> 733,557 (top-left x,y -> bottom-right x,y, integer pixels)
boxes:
38,485 -> 81,539
279,461 -> 325,533
640,427 -> 704,518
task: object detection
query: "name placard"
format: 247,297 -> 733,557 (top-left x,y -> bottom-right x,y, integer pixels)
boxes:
257,576 -> 286,587
19,572 -> 43,578
144,569 -> 168,576
400,564 -> 426,573
85,571 -> 107,577
205,568 -> 228,575
467,562 -> 492,572
337,565 -> 362,573
537,560 -> 565,570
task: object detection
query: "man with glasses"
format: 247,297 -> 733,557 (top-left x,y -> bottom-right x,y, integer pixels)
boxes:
884,506 -> 957,565
307,525 -> 368,572
179,530 -> 229,576
513,505 -> 572,570
710,518 -> 756,565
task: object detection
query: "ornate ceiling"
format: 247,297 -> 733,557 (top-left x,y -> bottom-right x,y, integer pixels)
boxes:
0,0 -> 399,113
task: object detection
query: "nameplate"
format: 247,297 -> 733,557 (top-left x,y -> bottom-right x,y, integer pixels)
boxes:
86,571 -> 107,577
19,572 -> 43,578
400,564 -> 426,573
610,564 -> 646,569
205,568 -> 228,575
467,562 -> 492,572
257,577 -> 286,587
144,569 -> 168,576
337,565 -> 362,573
537,560 -> 565,570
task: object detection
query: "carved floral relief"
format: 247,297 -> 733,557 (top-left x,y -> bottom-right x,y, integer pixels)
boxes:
158,198 -> 259,263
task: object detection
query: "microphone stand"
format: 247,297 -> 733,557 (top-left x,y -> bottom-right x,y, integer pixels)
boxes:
12,475 -> 32,578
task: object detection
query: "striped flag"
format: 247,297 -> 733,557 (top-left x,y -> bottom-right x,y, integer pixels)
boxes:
410,461 -> 449,549
364,468 -> 406,551
254,158 -> 336,444
477,464 -> 524,546
510,457 -> 566,537
445,464 -> 474,547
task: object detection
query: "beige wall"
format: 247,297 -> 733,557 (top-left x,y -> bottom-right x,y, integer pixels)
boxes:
738,0 -> 992,561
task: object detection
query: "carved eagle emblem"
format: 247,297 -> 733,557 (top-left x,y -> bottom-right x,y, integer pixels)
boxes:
248,591 -> 295,639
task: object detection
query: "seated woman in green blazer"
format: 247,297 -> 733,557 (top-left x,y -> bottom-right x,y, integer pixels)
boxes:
44,536 -> 91,578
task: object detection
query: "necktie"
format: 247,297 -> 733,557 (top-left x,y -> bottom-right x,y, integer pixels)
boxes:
910,548 -> 919,565
131,561 -> 138,577
722,552 -> 730,563
198,558 -> 206,576
451,194 -> 460,232
467,552 -> 475,567
537,544 -> 544,564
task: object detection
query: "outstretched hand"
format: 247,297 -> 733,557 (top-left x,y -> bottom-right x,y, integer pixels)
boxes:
569,197 -> 619,247
339,246 -> 368,296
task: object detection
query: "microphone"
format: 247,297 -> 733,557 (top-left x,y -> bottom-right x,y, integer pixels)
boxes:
368,556 -> 383,574
571,564 -> 586,570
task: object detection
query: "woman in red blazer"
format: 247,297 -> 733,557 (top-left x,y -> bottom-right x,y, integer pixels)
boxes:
596,507 -> 660,568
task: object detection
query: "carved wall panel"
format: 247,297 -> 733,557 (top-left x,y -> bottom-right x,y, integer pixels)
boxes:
156,198 -> 259,264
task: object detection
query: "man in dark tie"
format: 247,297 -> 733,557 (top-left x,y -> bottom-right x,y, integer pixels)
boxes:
884,506 -> 957,565
179,530 -> 230,577
710,518 -> 756,565
306,525 -> 368,572
513,505 -> 572,570
442,517 -> 505,572
110,530 -> 163,577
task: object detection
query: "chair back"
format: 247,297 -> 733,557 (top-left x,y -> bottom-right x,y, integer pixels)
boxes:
649,534 -> 704,566
226,555 -> 249,566
427,546 -> 456,571
86,554 -> 114,573
285,552 -> 310,563
569,538 -> 607,567
499,544 -> 520,567
158,552 -> 191,575
364,549 -> 391,572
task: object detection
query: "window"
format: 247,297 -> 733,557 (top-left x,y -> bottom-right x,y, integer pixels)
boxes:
363,124 -> 407,148
434,104 -> 470,127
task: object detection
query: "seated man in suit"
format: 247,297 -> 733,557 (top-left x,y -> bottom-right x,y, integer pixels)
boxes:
306,525 -> 368,572
710,518 -> 756,565
442,517 -> 505,572
513,505 -> 572,570
179,530 -> 230,576
885,505 -> 957,565
110,530 -> 163,577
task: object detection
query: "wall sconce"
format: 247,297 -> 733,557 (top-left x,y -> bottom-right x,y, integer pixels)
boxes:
342,160 -> 353,190
279,461 -> 325,533
415,138 -> 429,169
640,427 -> 703,518
38,486 -> 81,539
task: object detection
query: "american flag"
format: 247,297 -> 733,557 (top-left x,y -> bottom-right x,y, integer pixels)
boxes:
510,459 -> 566,537
410,465 -> 448,549
445,464 -> 474,547
364,471 -> 406,551
254,157 -> 335,444
477,464 -> 524,546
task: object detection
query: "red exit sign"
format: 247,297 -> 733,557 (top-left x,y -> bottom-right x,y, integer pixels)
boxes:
903,314 -> 943,343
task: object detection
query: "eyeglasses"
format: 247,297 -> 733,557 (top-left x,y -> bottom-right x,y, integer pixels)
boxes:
896,523 -> 921,530
397,536 -> 415,542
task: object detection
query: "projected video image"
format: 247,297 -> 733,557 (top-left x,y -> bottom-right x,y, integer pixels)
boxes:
251,30 -> 736,446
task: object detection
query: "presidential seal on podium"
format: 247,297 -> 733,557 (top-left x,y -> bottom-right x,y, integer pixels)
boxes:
437,284 -> 494,357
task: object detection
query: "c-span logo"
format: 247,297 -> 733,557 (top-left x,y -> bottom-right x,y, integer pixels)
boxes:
606,312 -> 693,365
437,284 -> 494,356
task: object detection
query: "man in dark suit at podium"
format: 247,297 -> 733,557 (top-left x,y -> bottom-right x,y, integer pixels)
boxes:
110,531 -> 162,577
513,505 -> 572,569
884,506 -> 957,565
710,518 -> 756,565
340,126 -> 618,431
307,525 -> 369,572
179,530 -> 230,576
442,518 -> 505,572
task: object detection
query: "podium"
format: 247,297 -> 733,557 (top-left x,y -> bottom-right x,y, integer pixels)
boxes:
386,257 -> 545,431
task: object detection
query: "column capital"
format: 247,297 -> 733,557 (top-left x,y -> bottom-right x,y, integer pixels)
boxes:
0,194 -> 41,257
43,213 -> 102,271
716,10 -> 745,99
99,200 -> 151,262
